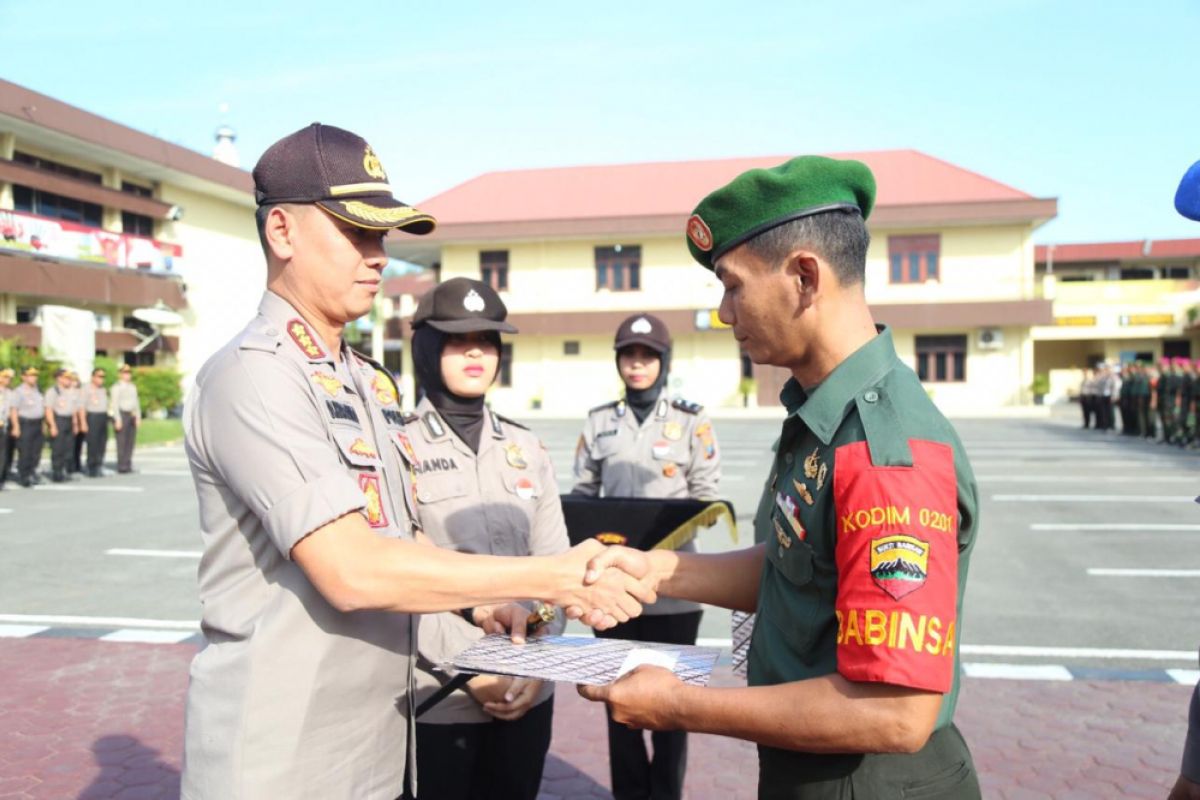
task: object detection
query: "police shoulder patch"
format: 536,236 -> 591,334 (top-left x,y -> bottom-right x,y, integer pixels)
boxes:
401,411 -> 420,425
672,398 -> 702,415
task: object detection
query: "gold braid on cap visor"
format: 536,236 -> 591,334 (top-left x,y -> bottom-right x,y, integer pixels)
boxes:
341,201 -> 429,225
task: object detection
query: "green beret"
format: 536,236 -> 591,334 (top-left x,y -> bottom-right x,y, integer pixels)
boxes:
685,155 -> 876,270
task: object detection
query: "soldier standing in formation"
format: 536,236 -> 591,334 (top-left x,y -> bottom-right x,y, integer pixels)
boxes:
110,364 -> 141,473
43,368 -> 77,483
0,368 -> 12,489
11,367 -> 45,487
404,277 -> 569,800
573,312 -> 721,800
81,367 -> 110,477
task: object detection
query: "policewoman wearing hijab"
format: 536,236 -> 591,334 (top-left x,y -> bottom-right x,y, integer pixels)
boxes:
572,313 -> 721,800
402,276 -> 569,800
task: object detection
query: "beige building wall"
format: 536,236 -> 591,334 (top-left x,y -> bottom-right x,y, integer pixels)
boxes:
865,225 -> 1034,303
159,185 -> 260,388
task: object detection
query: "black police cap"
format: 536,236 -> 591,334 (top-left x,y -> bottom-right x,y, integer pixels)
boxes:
253,123 -> 436,234
614,313 -> 670,354
412,277 -> 518,334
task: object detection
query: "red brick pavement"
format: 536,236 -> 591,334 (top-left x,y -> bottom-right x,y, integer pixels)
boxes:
0,638 -> 1190,799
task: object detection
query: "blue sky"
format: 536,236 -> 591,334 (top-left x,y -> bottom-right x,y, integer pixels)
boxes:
2,0 -> 1198,244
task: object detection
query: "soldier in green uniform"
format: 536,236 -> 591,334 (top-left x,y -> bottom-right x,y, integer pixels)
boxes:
579,156 -> 981,799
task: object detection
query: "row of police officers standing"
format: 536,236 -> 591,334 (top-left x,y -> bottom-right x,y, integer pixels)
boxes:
1080,359 -> 1199,446
0,364 -> 141,489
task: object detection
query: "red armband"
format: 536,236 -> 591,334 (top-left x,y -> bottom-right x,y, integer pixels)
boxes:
833,439 -> 959,692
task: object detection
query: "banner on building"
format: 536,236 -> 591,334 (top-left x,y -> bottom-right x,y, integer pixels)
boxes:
0,209 -> 182,271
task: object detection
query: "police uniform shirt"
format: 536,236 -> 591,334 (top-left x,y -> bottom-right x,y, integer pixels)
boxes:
748,326 -> 979,786
13,383 -> 45,420
183,291 -> 420,800
0,386 -> 10,428
402,396 -> 570,724
573,391 -> 721,615
44,385 -> 73,418
110,380 -> 141,417
83,384 -> 108,414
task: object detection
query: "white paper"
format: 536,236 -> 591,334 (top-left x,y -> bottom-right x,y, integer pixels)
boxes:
617,647 -> 679,678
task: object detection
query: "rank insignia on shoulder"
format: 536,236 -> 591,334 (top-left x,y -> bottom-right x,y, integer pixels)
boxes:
310,371 -> 342,398
401,411 -> 419,425
793,478 -> 814,506
287,318 -> 325,360
505,443 -> 528,469
671,399 -> 702,415
372,370 -> 397,406
589,400 -> 620,415
663,421 -> 683,441
803,447 -> 820,480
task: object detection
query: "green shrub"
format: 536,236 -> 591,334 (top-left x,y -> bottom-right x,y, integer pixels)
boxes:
1031,373 -> 1050,396
0,337 -> 62,391
131,367 -> 183,414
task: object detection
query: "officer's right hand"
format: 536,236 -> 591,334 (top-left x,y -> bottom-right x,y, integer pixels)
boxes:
554,540 -> 657,630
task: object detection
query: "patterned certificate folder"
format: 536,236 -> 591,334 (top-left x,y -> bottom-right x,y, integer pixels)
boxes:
451,634 -> 722,686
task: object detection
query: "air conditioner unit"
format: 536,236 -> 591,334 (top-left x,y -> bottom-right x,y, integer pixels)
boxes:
977,328 -> 1004,350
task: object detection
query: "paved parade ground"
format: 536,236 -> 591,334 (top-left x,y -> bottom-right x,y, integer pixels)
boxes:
1,412 -> 1197,798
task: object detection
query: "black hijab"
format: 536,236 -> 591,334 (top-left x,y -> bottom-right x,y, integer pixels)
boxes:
412,326 -> 501,453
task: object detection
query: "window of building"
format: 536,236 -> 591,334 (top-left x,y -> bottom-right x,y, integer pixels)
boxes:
888,235 -> 941,284
13,151 -> 103,184
15,306 -> 37,324
915,334 -> 967,383
122,211 -> 154,237
1120,267 -> 1154,280
499,343 -> 513,387
13,184 -> 103,227
595,245 -> 641,291
480,250 -> 509,291
1164,266 -> 1192,280
563,341 -> 580,356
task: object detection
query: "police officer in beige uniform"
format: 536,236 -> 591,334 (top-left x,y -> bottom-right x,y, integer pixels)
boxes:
182,123 -> 654,800
80,368 -> 110,477
10,367 -> 44,487
403,277 -> 569,800
44,368 -> 76,483
573,313 -> 721,800
0,368 -> 12,489
110,365 -> 140,473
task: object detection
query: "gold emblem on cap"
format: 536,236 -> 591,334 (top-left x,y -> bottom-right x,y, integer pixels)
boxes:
803,448 -> 820,479
362,145 -> 388,180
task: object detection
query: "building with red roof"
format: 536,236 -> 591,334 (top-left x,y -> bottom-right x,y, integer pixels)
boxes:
388,151 -> 1061,413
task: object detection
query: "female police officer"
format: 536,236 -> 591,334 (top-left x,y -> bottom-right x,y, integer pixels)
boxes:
572,313 -> 721,800
402,277 -> 568,800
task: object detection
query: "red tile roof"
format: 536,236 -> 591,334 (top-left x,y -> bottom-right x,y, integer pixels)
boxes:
419,150 -> 1035,224
1036,239 -> 1200,263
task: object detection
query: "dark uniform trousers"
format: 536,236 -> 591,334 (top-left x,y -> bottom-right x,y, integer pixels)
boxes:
757,723 -> 980,800
51,414 -> 74,478
115,412 -> 136,472
402,698 -> 553,800
0,427 -> 12,486
16,418 -> 44,483
85,412 -> 109,473
72,430 -> 84,472
595,611 -> 704,800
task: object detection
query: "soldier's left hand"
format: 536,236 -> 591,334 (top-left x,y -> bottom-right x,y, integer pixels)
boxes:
577,665 -> 684,730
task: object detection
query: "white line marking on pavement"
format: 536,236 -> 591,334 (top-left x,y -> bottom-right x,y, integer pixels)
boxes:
961,644 -> 1195,660
1032,524 -> 1200,531
994,494 -> 1195,502
138,469 -> 191,476
107,548 -> 202,559
31,485 -> 145,493
962,663 -> 1074,681
1088,568 -> 1200,577
99,629 -> 196,644
1168,669 -> 1200,686
0,614 -> 198,630
978,475 -> 1197,483
0,509 -> 11,514
0,624 -> 49,637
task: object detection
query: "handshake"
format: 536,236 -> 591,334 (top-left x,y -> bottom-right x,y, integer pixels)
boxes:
474,541 -> 661,638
